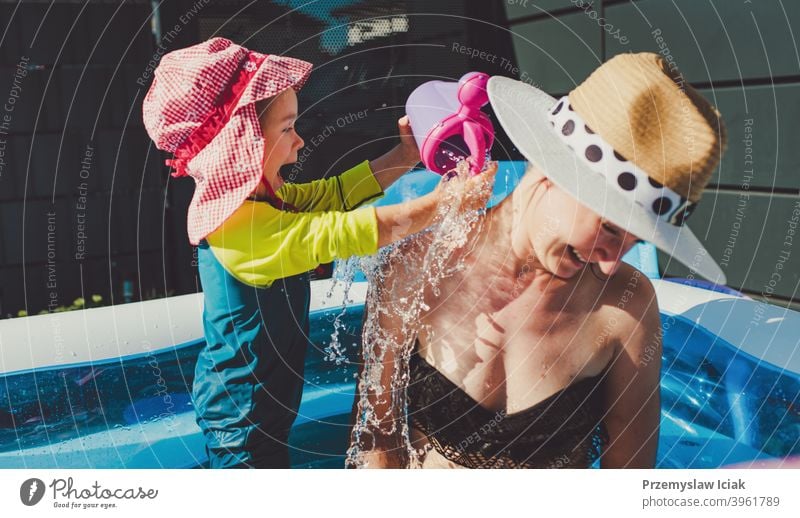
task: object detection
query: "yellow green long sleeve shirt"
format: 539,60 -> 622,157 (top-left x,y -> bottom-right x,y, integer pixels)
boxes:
206,160 -> 383,287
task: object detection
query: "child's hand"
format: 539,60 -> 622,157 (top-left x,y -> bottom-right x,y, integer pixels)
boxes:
434,160 -> 498,215
397,115 -> 420,166
373,162 -> 497,248
368,116 -> 421,191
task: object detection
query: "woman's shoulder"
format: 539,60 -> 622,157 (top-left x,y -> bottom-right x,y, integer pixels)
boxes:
599,262 -> 660,333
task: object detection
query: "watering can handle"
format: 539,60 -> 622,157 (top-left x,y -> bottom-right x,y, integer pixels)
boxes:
462,120 -> 486,175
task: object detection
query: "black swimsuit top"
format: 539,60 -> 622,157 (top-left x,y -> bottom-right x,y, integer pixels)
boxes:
408,352 -> 608,468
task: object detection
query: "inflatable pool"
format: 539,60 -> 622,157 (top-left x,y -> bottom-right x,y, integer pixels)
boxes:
1,162 -> 797,468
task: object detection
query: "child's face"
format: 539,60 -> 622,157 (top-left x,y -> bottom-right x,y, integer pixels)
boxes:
258,88 -> 304,174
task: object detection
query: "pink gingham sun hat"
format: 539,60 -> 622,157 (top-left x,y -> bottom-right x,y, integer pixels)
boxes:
142,37 -> 313,245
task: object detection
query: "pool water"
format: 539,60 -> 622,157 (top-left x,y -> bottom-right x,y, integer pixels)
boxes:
0,301 -> 796,469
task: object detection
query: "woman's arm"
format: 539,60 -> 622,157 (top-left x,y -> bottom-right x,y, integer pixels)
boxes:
350,296 -> 413,467
601,273 -> 662,468
348,239 -> 430,468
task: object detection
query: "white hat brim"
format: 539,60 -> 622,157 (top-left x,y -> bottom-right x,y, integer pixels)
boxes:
487,76 -> 726,284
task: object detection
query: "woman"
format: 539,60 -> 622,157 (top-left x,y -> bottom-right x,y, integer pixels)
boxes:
351,52 -> 727,468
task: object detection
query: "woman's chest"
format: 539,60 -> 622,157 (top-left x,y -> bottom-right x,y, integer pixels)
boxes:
418,277 -> 615,412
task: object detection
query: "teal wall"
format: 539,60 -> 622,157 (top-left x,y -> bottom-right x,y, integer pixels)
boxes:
503,0 -> 800,310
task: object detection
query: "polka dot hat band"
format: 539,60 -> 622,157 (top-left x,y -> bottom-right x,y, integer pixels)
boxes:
547,96 -> 695,227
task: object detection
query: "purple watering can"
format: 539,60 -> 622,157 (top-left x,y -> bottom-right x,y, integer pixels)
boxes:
405,71 -> 494,176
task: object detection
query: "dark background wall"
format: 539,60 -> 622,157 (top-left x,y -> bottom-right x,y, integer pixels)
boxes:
503,0 -> 799,311
0,0 -> 168,318
1,0 -> 796,317
0,0 -> 517,318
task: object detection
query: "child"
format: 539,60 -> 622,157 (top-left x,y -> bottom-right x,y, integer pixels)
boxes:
142,37 -> 495,468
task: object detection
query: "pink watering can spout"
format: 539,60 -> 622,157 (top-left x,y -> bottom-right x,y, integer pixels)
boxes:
405,71 -> 495,176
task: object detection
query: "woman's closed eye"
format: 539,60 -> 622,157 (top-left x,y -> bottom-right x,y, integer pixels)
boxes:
601,221 -> 620,236
602,220 -> 645,245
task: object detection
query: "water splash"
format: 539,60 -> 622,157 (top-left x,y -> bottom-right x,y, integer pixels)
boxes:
323,257 -> 361,365
345,160 -> 491,468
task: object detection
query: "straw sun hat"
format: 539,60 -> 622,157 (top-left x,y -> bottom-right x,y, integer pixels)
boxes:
142,37 -> 313,245
487,52 -> 727,283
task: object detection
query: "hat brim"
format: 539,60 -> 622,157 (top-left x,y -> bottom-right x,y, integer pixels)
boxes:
236,55 -> 314,113
487,75 -> 726,284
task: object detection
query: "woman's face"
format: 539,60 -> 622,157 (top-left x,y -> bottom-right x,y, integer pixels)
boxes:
257,88 -> 305,174
519,168 -> 643,280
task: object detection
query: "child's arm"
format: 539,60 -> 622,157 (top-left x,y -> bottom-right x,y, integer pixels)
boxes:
277,160 -> 384,212
208,192 -> 436,287
276,116 -> 419,212
207,163 -> 497,287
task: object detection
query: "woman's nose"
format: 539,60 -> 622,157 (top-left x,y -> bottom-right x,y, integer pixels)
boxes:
295,134 -> 304,150
589,242 -> 623,263
597,258 -> 624,276
593,236 -> 639,276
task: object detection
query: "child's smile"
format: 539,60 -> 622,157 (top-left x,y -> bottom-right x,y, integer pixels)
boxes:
256,88 -> 305,193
